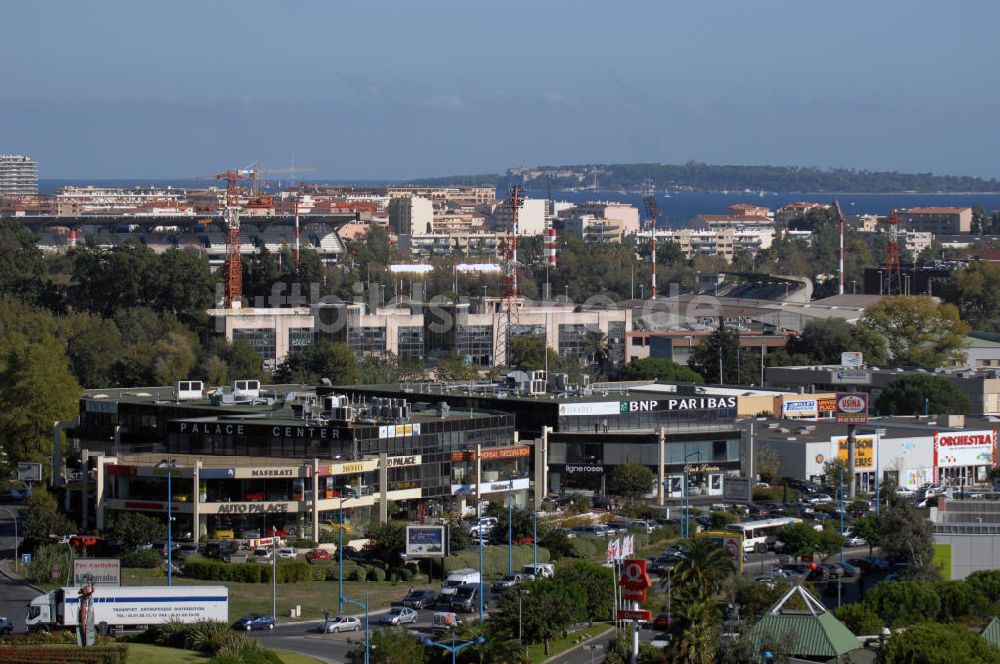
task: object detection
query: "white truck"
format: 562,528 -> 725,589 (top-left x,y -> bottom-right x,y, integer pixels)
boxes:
521,563 -> 555,579
26,585 -> 229,634
441,568 -> 481,597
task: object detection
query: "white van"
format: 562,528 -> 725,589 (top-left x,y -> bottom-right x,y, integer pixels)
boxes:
441,568 -> 481,596
521,563 -> 555,579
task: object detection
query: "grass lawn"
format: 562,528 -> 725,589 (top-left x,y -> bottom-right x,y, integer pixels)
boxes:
117,568 -> 414,620
525,624 -> 613,663
125,642 -> 324,664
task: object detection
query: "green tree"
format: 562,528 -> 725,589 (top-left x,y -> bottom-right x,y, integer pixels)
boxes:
155,247 -> 216,331
110,512 -> 166,549
508,336 -> 562,372
152,331 -> 199,385
62,312 -> 124,388
875,374 -> 971,416
816,528 -> 844,556
878,503 -> 938,580
620,357 -> 704,382
224,339 -> 266,382
883,621 -> 1000,664
609,462 -> 654,501
832,602 -> 883,636
666,538 -> 735,598
0,220 -> 47,304
364,520 -> 407,567
581,329 -> 609,371
852,514 -> 882,556
0,335 -> 80,477
434,350 -> 480,382
490,578 -> 586,655
940,261 -> 1000,333
689,320 -> 761,386
22,489 -> 77,545
492,508 -> 533,545
347,626 -> 425,664
668,592 -> 722,664
863,580 -> 941,627
553,561 -> 615,625
273,339 -> 360,384
776,522 -> 820,560
860,296 -> 970,368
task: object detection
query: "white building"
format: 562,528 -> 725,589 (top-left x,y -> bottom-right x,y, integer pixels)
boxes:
388,195 -> 434,236
0,154 -> 38,196
492,198 -> 547,236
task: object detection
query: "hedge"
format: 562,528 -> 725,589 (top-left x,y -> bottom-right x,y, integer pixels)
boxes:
121,549 -> 162,569
443,545 -> 551,579
367,567 -> 386,582
0,645 -> 128,664
183,560 -> 311,584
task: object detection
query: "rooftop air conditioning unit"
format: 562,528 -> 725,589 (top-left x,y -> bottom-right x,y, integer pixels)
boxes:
175,380 -> 204,401
233,380 -> 261,399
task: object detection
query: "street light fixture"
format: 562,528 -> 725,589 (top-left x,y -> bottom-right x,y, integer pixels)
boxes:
423,632 -> 486,664
155,459 -> 177,586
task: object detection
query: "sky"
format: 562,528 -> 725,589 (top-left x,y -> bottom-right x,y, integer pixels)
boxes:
3,1 -> 1000,180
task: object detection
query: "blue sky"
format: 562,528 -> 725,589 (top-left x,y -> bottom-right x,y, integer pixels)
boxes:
2,1 -> 999,179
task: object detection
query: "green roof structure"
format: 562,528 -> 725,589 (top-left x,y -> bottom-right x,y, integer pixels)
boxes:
748,585 -> 862,660
981,617 -> 1000,648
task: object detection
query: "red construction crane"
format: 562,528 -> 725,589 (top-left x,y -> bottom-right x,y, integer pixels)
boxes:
214,169 -> 254,309
884,209 -> 903,295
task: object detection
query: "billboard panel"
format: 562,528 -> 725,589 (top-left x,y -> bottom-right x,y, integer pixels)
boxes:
405,525 -> 446,558
73,558 -> 121,587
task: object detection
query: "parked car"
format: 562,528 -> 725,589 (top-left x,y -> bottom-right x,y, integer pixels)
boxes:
379,606 -> 418,626
748,504 -> 770,518
401,589 -> 437,609
211,528 -> 235,540
571,525 -> 609,537
606,519 -> 632,534
651,613 -> 671,631
820,563 -> 844,578
172,543 -> 200,561
431,612 -> 462,632
252,547 -> 273,562
450,583 -> 486,613
591,496 -> 611,510
305,548 -> 332,563
0,616 -> 12,635
492,573 -> 525,593
553,527 -> 577,539
650,554 -> 684,574
238,529 -> 262,539
786,479 -> 819,494
233,613 -> 275,631
839,560 -> 859,577
277,547 -> 297,560
805,493 -> 833,505
844,533 -> 867,547
320,616 -> 361,633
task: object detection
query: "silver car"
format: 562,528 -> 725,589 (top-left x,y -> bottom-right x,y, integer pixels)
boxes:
379,606 -> 417,625
320,616 -> 361,633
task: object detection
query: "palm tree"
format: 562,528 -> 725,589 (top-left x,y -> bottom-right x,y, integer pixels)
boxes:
668,593 -> 722,664
581,329 -> 609,370
664,538 -> 735,598
458,621 -> 525,664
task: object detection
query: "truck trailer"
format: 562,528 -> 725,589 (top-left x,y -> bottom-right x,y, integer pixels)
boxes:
26,585 -> 229,634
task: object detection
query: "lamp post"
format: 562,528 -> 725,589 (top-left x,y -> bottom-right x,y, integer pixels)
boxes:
424,632 -> 486,664
478,501 -> 485,623
156,459 -> 176,586
665,564 -> 674,628
0,506 -> 19,572
337,488 -> 359,605
508,475 -> 514,575
270,525 -> 278,623
340,592 -> 370,664
532,509 -> 537,571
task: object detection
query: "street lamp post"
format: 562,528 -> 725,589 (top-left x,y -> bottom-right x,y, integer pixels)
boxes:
424,632 -> 486,664
271,526 -> 278,623
337,488 -> 359,605
665,565 -> 673,627
532,509 -> 537,571
507,475 -> 514,575
478,501 -> 485,623
156,459 -> 176,586
340,592 -> 370,664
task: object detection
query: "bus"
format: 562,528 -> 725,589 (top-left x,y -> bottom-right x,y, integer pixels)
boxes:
725,517 -> 803,554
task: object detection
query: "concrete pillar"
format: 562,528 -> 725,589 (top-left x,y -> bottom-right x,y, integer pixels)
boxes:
193,461 -> 202,545
311,458 -> 321,545
658,428 -> 666,506
379,452 -> 389,524
94,454 -> 106,531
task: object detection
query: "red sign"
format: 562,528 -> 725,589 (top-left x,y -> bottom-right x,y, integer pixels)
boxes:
618,609 -> 652,622
622,587 -> 648,601
619,560 -> 652,591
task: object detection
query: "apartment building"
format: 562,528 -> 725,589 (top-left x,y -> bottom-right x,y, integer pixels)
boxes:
898,207 -> 973,234
491,198 -> 547,235
564,214 -> 630,243
727,203 -> 772,219
689,214 -> 774,233
663,228 -> 774,260
0,155 -> 38,196
388,195 -> 434,235
397,232 -> 502,260
775,202 -> 830,227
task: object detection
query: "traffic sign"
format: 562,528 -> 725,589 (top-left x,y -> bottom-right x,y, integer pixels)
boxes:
21,553 -> 31,565
620,559 -> 652,591
617,609 -> 652,622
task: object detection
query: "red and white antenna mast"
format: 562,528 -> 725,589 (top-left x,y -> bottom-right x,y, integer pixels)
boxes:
885,209 -> 903,295
643,184 -> 661,299
834,199 -> 847,296
497,183 -> 525,366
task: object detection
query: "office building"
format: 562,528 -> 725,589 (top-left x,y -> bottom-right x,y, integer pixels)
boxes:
898,207 -> 973,235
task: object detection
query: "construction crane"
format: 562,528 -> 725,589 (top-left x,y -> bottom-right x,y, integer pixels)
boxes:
884,209 -> 903,295
497,183 -> 525,367
834,199 -> 847,295
214,169 -> 255,309
643,183 -> 661,299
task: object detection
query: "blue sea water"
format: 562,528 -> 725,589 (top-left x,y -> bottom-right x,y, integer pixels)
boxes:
38,179 -> 1000,229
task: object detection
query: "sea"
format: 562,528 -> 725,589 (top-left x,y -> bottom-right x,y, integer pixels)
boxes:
38,179 -> 1000,229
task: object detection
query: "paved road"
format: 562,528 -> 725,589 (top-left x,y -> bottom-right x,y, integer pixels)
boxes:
0,503 -> 40,632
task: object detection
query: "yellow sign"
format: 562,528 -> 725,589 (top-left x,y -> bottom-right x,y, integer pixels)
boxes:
833,436 -> 874,469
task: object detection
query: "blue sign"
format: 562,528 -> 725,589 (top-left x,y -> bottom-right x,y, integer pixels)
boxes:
21,553 -> 31,564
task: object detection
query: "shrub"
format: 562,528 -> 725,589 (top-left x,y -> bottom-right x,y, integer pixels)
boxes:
121,549 -> 162,569
399,568 -> 414,582
935,580 -> 988,621
567,538 -> 598,559
183,621 -> 231,653
348,564 -> 367,581
182,560 -> 311,584
0,644 -> 128,663
327,561 -> 360,582
444,544 -> 552,578
833,603 -> 883,636
367,566 -> 386,582
709,511 -> 739,530
966,570 -> 1000,602
275,561 -> 311,583
311,563 -> 332,581
864,580 -> 941,627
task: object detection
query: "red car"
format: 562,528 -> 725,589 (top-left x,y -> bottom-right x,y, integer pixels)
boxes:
70,535 -> 98,548
652,613 -> 671,631
305,548 -> 332,563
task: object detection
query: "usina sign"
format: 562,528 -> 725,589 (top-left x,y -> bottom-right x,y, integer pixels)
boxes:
835,392 -> 869,424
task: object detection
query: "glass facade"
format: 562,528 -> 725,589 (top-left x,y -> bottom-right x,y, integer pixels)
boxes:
456,324 -> 493,366
289,327 -> 314,350
558,324 -> 590,359
511,324 -> 545,339
608,321 -> 626,366
348,326 -> 386,355
233,328 -> 277,364
397,326 -> 425,362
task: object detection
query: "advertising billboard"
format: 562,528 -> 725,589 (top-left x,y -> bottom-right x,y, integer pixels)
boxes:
405,525 -> 446,558
16,462 -> 42,482
835,393 -> 869,424
933,430 -> 997,469
832,435 -> 875,469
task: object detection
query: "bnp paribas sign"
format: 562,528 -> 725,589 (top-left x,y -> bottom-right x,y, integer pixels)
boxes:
619,396 -> 737,413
